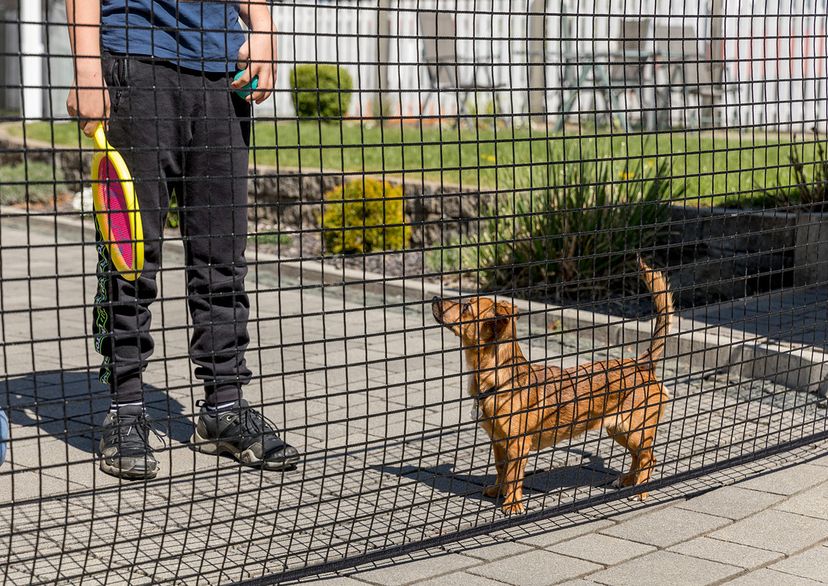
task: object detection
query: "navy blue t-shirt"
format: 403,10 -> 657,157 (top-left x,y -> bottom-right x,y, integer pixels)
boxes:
101,1 -> 245,72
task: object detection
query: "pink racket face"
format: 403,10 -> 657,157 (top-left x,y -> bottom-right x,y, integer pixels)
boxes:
97,157 -> 134,269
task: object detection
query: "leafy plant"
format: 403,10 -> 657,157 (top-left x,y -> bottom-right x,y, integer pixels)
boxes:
290,64 -> 353,120
727,138 -> 828,209
433,156 -> 676,298
320,178 -> 411,254
166,192 -> 180,229
250,232 -> 293,247
788,139 -> 828,206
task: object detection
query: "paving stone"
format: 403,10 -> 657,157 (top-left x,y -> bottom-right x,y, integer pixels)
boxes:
774,483 -> 828,520
312,577 -> 374,585
417,571 -> 512,586
513,519 -> 615,548
548,533 -> 656,566
676,486 -> 785,520
599,506 -> 731,548
710,510 -> 828,554
467,550 -> 600,586
736,464 -> 828,496
769,545 -> 828,583
350,553 -> 478,585
458,538 -> 535,561
723,569 -> 824,585
588,551 -> 741,586
668,537 -> 783,569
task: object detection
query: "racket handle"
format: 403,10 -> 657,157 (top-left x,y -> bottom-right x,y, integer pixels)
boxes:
93,123 -> 110,151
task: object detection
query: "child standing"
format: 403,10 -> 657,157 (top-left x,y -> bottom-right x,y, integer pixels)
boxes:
65,0 -> 299,479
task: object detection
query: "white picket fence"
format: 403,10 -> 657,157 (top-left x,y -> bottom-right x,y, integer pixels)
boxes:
10,0 -> 828,130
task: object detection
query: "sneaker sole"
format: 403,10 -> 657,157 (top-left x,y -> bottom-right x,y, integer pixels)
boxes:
99,458 -> 160,480
190,428 -> 300,471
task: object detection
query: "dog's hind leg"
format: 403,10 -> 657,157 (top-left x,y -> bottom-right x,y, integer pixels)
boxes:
611,391 -> 665,500
484,442 -> 507,498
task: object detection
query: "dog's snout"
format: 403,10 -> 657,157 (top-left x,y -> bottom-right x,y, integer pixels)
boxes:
431,296 -> 444,322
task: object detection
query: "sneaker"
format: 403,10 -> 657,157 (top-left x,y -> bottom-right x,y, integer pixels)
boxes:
99,404 -> 161,480
190,399 -> 300,470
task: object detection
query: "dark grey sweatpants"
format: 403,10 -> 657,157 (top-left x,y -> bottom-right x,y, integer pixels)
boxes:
95,53 -> 252,405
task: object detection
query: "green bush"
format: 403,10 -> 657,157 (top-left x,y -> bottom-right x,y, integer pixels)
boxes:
321,178 -> 411,254
431,156 -> 676,298
290,64 -> 353,120
0,161 -> 60,206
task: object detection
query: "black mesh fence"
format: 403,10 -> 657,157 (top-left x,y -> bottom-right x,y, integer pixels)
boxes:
1,0 -> 828,583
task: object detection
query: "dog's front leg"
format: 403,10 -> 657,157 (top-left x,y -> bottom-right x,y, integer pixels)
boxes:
500,441 -> 530,514
483,442 -> 507,498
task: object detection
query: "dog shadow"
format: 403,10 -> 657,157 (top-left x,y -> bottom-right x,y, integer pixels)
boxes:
1,369 -> 191,454
374,448 -> 619,502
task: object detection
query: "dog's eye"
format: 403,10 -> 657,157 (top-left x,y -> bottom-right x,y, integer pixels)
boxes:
461,302 -> 471,315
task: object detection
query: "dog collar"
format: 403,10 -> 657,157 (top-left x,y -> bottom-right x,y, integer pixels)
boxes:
475,387 -> 500,402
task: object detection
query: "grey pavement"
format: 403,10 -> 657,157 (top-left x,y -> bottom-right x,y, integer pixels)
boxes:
314,444 -> 828,586
1,214 -> 827,585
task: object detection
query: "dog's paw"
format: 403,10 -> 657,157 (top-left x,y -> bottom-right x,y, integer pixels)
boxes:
483,485 -> 501,498
613,474 -> 636,489
501,502 -> 525,515
629,491 -> 648,502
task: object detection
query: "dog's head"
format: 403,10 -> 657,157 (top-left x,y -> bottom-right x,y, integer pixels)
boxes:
432,295 -> 519,347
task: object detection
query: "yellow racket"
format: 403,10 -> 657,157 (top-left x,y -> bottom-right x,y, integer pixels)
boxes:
91,123 -> 144,280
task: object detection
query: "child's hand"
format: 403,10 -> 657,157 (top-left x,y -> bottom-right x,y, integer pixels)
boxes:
233,30 -> 277,104
67,65 -> 110,137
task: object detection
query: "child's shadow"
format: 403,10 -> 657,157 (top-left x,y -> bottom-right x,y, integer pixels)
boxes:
374,449 -> 619,502
2,369 -> 191,454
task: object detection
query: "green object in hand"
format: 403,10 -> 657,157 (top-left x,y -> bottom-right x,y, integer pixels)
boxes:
233,70 -> 259,98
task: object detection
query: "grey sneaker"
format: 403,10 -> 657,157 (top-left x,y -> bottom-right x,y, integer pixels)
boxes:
190,399 -> 300,470
99,405 -> 161,480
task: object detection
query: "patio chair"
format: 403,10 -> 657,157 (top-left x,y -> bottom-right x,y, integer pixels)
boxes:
418,10 -> 506,119
685,44 -> 737,127
557,17 -> 655,130
653,22 -> 700,127
653,22 -> 736,128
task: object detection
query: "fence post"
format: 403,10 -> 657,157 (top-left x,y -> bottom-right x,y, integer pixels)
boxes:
377,0 -> 393,118
528,0 -> 548,123
20,0 -> 44,120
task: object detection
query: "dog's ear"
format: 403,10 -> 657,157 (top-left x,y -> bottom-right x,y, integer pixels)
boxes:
483,302 -> 518,341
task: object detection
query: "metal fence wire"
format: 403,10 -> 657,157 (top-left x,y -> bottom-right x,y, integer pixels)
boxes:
2,0 -> 828,583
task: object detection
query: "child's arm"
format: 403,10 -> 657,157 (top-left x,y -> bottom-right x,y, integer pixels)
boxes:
65,0 -> 109,137
233,1 -> 278,104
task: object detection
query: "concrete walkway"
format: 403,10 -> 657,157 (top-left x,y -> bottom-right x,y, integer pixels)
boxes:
312,440 -> 828,586
1,213 -> 827,585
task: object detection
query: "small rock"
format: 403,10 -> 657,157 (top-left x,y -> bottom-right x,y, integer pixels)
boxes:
72,187 -> 93,214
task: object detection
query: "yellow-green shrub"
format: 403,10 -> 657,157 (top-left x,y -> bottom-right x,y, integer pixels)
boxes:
321,178 -> 411,254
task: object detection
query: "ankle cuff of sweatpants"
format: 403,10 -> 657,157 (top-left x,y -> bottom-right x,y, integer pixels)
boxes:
205,384 -> 242,406
110,376 -> 143,404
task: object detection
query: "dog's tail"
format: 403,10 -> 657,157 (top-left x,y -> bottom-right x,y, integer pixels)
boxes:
637,256 -> 673,363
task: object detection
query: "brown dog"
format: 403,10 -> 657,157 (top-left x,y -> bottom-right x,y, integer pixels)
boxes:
432,259 -> 672,514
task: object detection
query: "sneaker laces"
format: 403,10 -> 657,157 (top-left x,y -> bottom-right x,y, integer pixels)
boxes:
109,410 -> 167,452
237,405 -> 280,441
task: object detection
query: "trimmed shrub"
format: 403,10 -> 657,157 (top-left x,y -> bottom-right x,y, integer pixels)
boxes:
290,64 -> 353,120
321,178 -> 411,254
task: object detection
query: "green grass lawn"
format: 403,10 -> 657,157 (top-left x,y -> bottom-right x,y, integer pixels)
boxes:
7,120 -> 819,206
